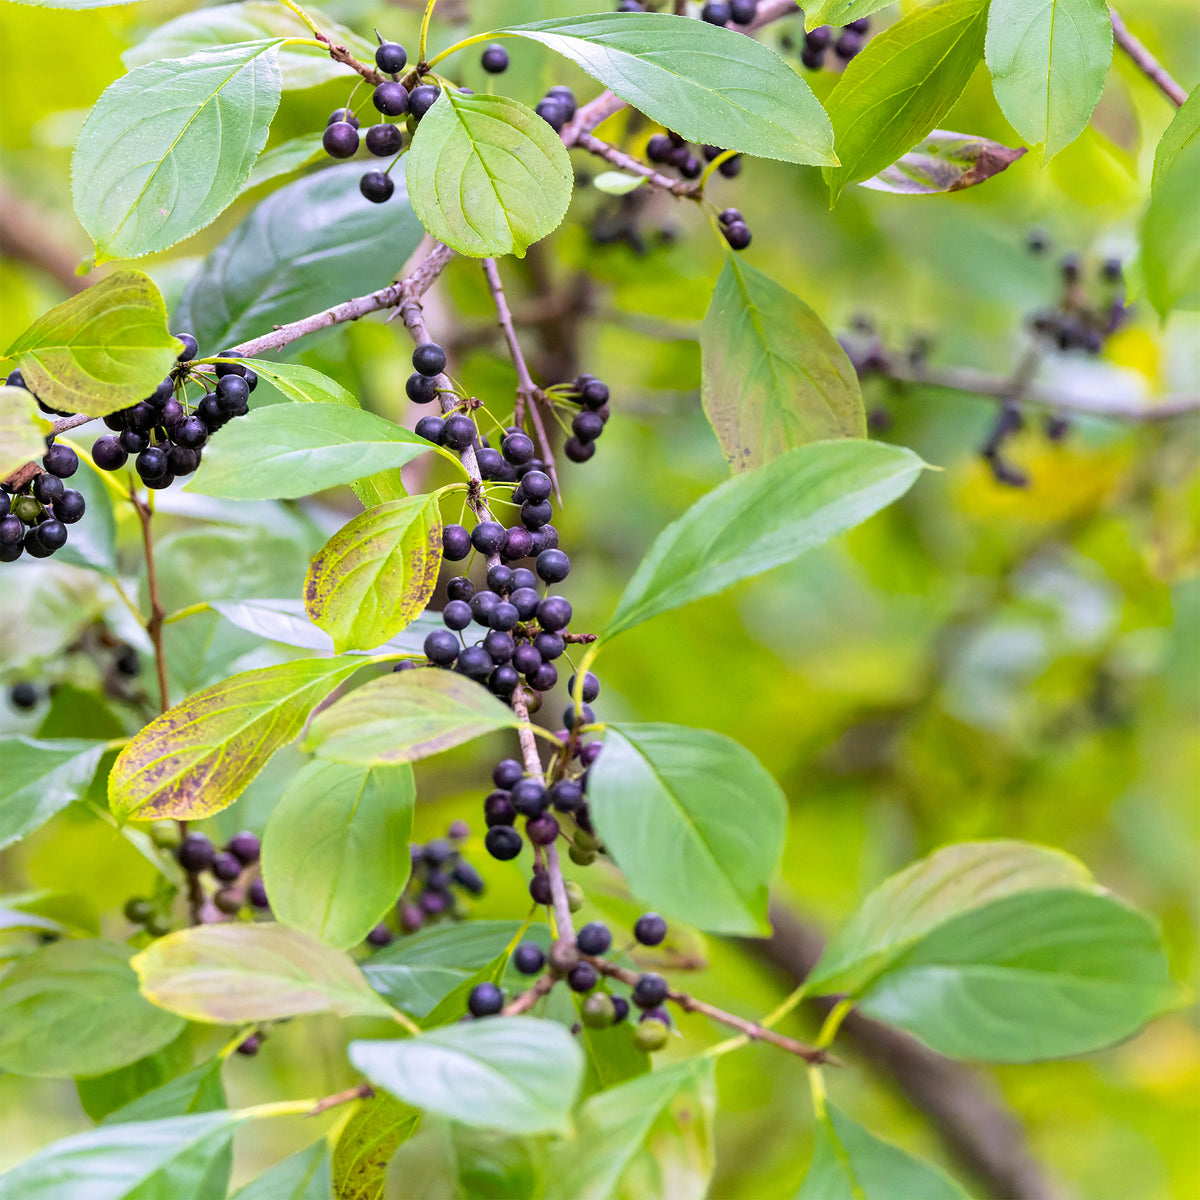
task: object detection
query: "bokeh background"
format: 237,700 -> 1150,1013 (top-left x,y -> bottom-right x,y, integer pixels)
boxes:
2,0 -> 1198,1195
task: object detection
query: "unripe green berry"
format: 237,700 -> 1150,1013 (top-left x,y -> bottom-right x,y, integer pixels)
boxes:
565,881 -> 585,912
123,897 -> 153,924
149,820 -> 180,849
569,845 -> 597,866
582,993 -> 616,1028
146,915 -> 172,938
634,1018 -> 669,1052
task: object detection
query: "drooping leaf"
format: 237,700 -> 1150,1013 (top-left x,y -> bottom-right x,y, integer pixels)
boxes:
0,1111 -> 246,1200
503,13 -> 835,166
108,657 -> 365,821
72,43 -> 284,262
1142,90 -> 1200,318
796,1104 -> 971,1199
0,939 -> 185,1078
603,440 -> 925,639
232,1140 -> 334,1200
806,841 -> 1180,1061
332,1092 -> 420,1200
188,403 -> 454,500
824,0 -> 990,201
2,272 -> 181,416
263,759 -> 415,950
701,255 -> 863,471
404,90 -> 573,258
349,1018 -> 584,1135
132,922 -> 398,1023
985,0 -> 1112,160
587,724 -> 786,935
123,2 -> 373,91
304,669 -> 529,765
550,1058 -> 716,1200
0,385 -> 48,478
305,496 -> 444,654
0,737 -> 107,849
174,164 -> 425,353
860,129 -> 1026,194
363,921 -> 524,1018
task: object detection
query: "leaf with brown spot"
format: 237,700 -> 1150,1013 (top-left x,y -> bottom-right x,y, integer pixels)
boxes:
333,1092 -> 420,1200
860,130 -> 1026,194
304,669 -> 529,766
108,657 -> 365,821
305,495 -> 443,655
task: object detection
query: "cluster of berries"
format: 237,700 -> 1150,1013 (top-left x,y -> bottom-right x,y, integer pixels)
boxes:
790,19 -> 871,69
560,374 -> 611,464
175,830 -> 269,915
534,86 -> 577,133
1027,241 -> 1128,355
467,913 -> 676,1052
616,0 -> 759,20
5,646 -> 137,713
716,207 -> 752,251
89,336 -> 256,490
367,823 -> 485,946
646,131 -> 742,181
1,428 -> 83,566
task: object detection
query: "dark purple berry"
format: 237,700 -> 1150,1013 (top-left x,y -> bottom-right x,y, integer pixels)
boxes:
494,759 -> 523,789
175,417 -> 207,449
633,972 -> 669,1008
177,833 -> 215,873
136,447 -> 169,481
442,599 -> 473,630
360,171 -> 395,203
529,871 -> 553,905
33,474 -> 63,504
328,108 -> 360,128
568,671 -> 600,703
365,123 -> 404,157
484,790 -> 517,826
175,333 -> 198,362
501,432 -> 535,465
490,664 -> 519,696
55,489 -> 85,524
442,523 -> 472,560
549,779 -> 583,811
412,342 -> 447,377
564,437 -> 594,463
537,596 -> 571,631
375,41 -> 407,73
92,436 -> 127,471
212,851 -> 242,882
723,221 -> 752,250
485,825 -> 523,861
512,642 -> 541,676
43,443 -> 78,478
481,44 -> 509,73
470,589 -> 501,625
526,813 -> 559,845
455,645 -> 493,681
576,922 -> 611,956
536,549 -> 570,583
373,81 -> 410,116
167,446 -> 200,477
442,415 -> 476,451
367,924 -> 394,947
468,982 -> 504,1017
323,121 -> 360,158
409,85 -> 440,120
228,832 -> 260,865
471,520 -> 506,555
414,414 -> 445,444
567,962 -> 597,992
513,942 -> 544,974
424,628 -> 460,665
634,913 -> 667,946
511,777 -> 548,817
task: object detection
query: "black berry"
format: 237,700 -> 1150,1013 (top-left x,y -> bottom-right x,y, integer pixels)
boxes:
177,833 -> 215,873
409,85 -> 440,120
442,415 -> 476,451
576,922 -> 611,956
481,44 -> 509,73
360,171 -> 395,203
323,121 -> 360,158
43,444 -> 78,478
634,913 -> 667,946
375,41 -> 407,73
513,942 -> 545,974
414,414 -> 445,443
494,759 -> 523,789
468,982 -> 504,1017
373,81 -> 410,116
365,123 -> 404,157
485,824 -> 523,860
424,628 -> 460,665
567,962 -> 598,992
632,972 -> 669,1008
412,343 -> 448,377
55,490 -> 85,524
442,523 -> 472,560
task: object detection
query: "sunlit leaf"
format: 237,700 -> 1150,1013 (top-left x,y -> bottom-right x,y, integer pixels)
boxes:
860,129 -> 1026,194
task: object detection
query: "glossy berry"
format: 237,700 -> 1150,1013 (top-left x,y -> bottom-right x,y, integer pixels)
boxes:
612,996 -> 630,1023
453,860 -> 485,894
525,813 -> 559,845
488,603 -> 519,633
484,790 -> 516,826
442,523 -> 472,560
536,549 -> 570,584
455,645 -> 493,681
518,470 -> 550,502
512,643 -> 542,678
414,414 -> 445,443
567,671 -> 599,704
375,41 -> 407,73
168,446 -> 201,477
730,0 -> 758,22
521,499 -> 553,530
442,599 -> 472,630
365,123 -> 403,158
634,912 -> 668,946
529,871 -> 553,905
527,662 -> 557,692
177,833 -> 215,873
481,44 -> 509,73
468,981 -> 504,1017
360,171 -> 395,203
424,628 -> 460,665
248,878 -> 269,908
501,431 -> 535,465
632,972 -> 669,1008
534,632 -> 563,661
485,824 -> 523,861
635,1018 -> 669,1051
701,0 -> 731,23
502,526 -> 533,561
476,447 -> 506,479
576,922 -> 612,956
493,758 -> 524,789
443,415 -> 476,451
564,437 -> 595,463
537,596 -> 572,631
55,490 -> 85,524
176,417 -> 208,450
328,108 -> 359,128
549,778 -> 583,811
120,429 -> 149,455
535,97 -> 567,132
33,474 -> 63,505
487,564 -> 513,594
228,831 -> 260,865
511,777 -> 548,817
490,664 -> 519,696
373,81 -> 410,116
409,85 -> 440,120
323,121 -> 360,158
43,443 -> 78,478
567,962 -> 598,992
470,589 -> 501,625
212,851 -> 242,882
572,411 -> 604,443
471,520 -> 506,555
175,333 -> 198,362
366,924 -> 394,947
91,436 -> 127,471
723,221 -> 752,251
412,342 -> 448,377
513,942 -> 545,974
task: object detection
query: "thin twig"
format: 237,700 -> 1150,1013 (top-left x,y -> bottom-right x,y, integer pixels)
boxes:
306,1082 -> 374,1117
481,259 -> 541,425
585,956 -> 829,1065
1109,7 -> 1188,107
573,133 -> 701,197
503,973 -> 556,1015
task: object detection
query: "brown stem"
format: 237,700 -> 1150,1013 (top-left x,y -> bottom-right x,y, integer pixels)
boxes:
306,1082 -> 374,1116
316,30 -> 386,85
584,955 -> 829,1065
1109,7 -> 1188,107
503,973 -> 557,1015
573,132 -> 701,197
0,188 -> 89,295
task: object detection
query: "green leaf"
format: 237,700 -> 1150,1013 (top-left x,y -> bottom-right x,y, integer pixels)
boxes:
603,440 -> 925,639
108,657 -> 365,821
124,2 -> 374,91
305,496 -> 443,654
0,385 -> 47,477
332,1092 -> 420,1200
0,1111 -> 246,1200
175,164 -> 425,353
2,272 -> 182,416
404,90 -> 573,258
72,43 -> 284,262
263,759 -> 415,950
701,255 -> 864,471
802,0 -> 894,26
797,1104 -> 971,1199
188,403 -> 450,500
0,737 -> 107,849
132,922 -> 399,1023
550,1058 -> 716,1200
860,128 -> 1026,194
243,135 -> 326,191
363,920 -> 524,1018
985,0 -> 1112,160
382,1120 -> 463,1200
105,1058 -> 227,1124
588,724 -> 786,935
592,171 -> 647,195
1142,90 -> 1200,317
806,841 -> 1180,1061
383,1119 -> 541,1200
0,939 -> 185,1078
824,0 -> 989,201
503,13 -> 835,166
305,669 -> 529,765
233,1141 -> 334,1200
349,1017 -> 584,1135
76,1031 -> 195,1122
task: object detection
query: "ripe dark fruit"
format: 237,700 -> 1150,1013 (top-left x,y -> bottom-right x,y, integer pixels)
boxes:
323,121 -> 360,158
212,851 -> 242,882
136,447 -> 169,481
442,523 -> 472,560
485,791 -> 516,826
730,0 -> 758,23
120,430 -> 149,455
470,590 -> 500,624
177,833 -> 215,873
526,813 -> 560,845
236,1035 -> 261,1056
567,962 -> 598,992
415,414 -> 445,443
701,0 -> 732,23
536,549 -> 570,583
228,831 -> 261,864
33,474 -> 64,504
366,924 -> 394,947
55,490 -> 85,524
612,996 -> 630,1023
490,664 -> 519,696
485,824 -> 523,861
537,596 -> 572,631
511,777 -> 548,817
92,437 -> 128,471
549,779 -> 583,811
576,921 -> 612,956
442,599 -> 473,630
375,41 -> 407,73
494,759 -> 523,789
365,123 -> 403,157
513,942 -> 545,975
175,333 -> 198,362
360,171 -> 395,203
443,415 -> 477,451
43,444 -> 78,478
535,97 -> 567,132
502,431 -> 535,465
373,81 -> 410,116
521,470 -> 552,501
482,44 -> 509,73
634,912 -> 668,946
455,646 -> 493,681
409,85 -> 440,120
424,628 -> 460,665
471,520 -> 506,555
633,972 -> 669,1008
167,446 -> 200,477
573,411 -> 604,442
328,108 -> 360,128
249,878 -> 269,908
468,982 -> 504,1017
529,871 -> 553,905
175,417 -> 208,449
564,437 -> 595,463
412,342 -> 448,377
406,368 -> 440,403
502,526 -> 533,561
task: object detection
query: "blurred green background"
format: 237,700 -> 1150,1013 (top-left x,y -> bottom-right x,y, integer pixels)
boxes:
1,0 -> 1198,1195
